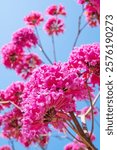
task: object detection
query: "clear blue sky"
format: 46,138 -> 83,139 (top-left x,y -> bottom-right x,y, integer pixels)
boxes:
0,0 -> 100,149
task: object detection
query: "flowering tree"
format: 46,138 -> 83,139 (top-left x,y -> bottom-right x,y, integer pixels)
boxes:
0,0 -> 100,150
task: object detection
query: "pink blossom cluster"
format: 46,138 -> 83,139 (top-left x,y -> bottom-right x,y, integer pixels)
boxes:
0,145 -> 12,150
24,11 -> 44,27
12,27 -> 38,49
4,82 -> 24,105
0,2 -> 100,149
44,17 -> 64,35
1,108 -> 23,140
0,81 -> 49,147
64,134 -> 95,150
23,5 -> 66,35
46,4 -> 66,16
21,62 -> 95,139
1,43 -> 24,69
0,90 -> 9,110
44,4 -> 66,35
0,42 -> 99,148
1,28 -> 42,79
15,53 -> 42,79
0,107 -> 49,147
0,44 -> 99,146
68,43 -> 100,86
77,0 -> 100,26
0,82 -> 24,111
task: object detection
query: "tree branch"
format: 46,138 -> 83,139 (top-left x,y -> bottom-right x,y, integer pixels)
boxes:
35,27 -> 53,64
72,5 -> 86,49
51,35 -> 57,62
80,115 -> 89,138
69,112 -> 97,150
85,92 -> 100,116
0,101 -> 22,111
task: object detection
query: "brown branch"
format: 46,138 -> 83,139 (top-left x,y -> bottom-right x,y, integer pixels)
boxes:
63,124 -> 82,143
80,115 -> 89,139
64,120 -> 82,141
69,112 -> 97,150
68,120 -> 77,130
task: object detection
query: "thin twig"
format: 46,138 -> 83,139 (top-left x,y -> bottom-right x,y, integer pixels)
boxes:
0,101 -> 9,104
72,5 -> 85,49
9,139 -> 15,150
63,125 -> 82,143
40,146 -> 46,150
64,120 -> 81,137
84,98 -> 100,128
85,83 -> 94,138
53,135 -> 72,142
80,22 -> 89,32
37,43 -> 53,64
10,101 -> 22,111
68,120 -> 76,130
51,35 -> 57,62
0,100 -> 22,111
35,27 -> 43,49
65,120 -> 76,130
35,27 -> 53,64
85,92 -> 100,116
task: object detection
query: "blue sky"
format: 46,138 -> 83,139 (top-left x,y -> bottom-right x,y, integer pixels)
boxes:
0,0 -> 100,149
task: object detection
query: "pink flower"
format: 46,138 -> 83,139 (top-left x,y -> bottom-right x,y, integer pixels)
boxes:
1,43 -> 24,68
0,145 -> 12,150
20,126 -> 50,147
77,0 -> 100,26
0,90 -> 10,109
1,108 -> 22,140
64,142 -> 83,150
85,3 -> 100,27
64,143 -> 74,150
1,105 -> 49,147
44,17 -> 64,35
22,89 -> 71,135
12,27 -> 38,48
77,0 -> 86,4
23,63 -> 89,101
4,81 -> 24,105
46,4 -> 66,16
15,53 -> 42,79
68,43 -> 100,86
90,0 -> 100,14
24,11 -> 44,27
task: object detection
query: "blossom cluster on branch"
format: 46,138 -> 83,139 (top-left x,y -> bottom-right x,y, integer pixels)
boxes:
0,1 -> 100,150
77,0 -> 100,26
